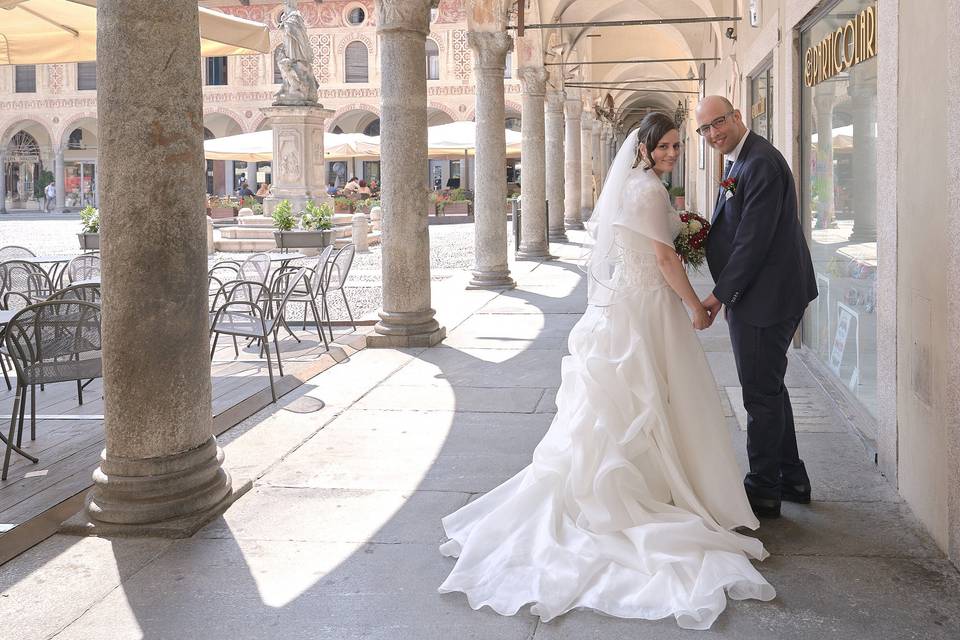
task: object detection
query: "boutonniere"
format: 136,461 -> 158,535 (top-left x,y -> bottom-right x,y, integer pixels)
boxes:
720,177 -> 738,196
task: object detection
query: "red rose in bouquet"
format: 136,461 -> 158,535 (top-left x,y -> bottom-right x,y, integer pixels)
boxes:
674,212 -> 711,269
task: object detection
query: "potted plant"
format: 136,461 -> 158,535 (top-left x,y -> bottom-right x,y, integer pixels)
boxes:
430,191 -> 450,216
333,196 -> 354,214
669,185 -> 686,210
273,199 -> 335,249
77,204 -> 100,250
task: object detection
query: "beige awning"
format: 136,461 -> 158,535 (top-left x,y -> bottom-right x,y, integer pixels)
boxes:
0,0 -> 270,65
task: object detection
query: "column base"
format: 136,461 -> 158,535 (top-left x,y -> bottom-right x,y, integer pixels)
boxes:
581,207 -> 594,221
468,269 -> 516,290
62,436 -> 241,538
548,228 -> 569,242
565,220 -> 585,230
367,309 -> 446,348
516,244 -> 556,261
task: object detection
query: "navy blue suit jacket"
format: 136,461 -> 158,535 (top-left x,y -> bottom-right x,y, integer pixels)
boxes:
705,132 -> 818,327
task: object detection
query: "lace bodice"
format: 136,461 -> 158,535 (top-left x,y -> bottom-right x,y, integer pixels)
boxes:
615,210 -> 682,292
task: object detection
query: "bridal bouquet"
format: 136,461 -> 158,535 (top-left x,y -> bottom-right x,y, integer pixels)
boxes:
675,212 -> 711,269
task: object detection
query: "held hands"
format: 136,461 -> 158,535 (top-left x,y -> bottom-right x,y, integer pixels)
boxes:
695,293 -> 723,330
692,305 -> 712,330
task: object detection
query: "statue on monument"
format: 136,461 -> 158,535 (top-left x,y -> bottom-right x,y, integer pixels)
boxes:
274,0 -> 319,106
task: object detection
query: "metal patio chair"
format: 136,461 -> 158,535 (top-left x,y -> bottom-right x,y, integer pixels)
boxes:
270,245 -> 334,351
319,243 -> 357,341
2,300 -> 103,480
0,259 -> 55,311
209,266 -> 307,403
63,254 -> 101,285
0,245 -> 36,262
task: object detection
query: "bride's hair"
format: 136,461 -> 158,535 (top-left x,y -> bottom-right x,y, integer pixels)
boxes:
633,112 -> 678,170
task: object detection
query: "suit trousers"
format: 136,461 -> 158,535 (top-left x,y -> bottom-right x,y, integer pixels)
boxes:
726,310 -> 808,499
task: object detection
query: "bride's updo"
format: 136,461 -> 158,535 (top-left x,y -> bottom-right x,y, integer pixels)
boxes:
633,112 -> 678,170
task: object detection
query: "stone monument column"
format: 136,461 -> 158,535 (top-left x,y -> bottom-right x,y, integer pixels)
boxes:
516,66 -> 551,259
563,97 -> 583,230
600,124 -> 613,186
368,0 -> 445,347
468,30 -> 515,288
580,111 -> 594,220
78,0 -> 233,532
545,89 -> 567,241
54,146 -> 66,212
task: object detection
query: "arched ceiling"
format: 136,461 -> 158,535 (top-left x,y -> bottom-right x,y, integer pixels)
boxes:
519,0 -> 733,127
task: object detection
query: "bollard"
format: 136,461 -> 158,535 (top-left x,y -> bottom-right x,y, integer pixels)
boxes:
369,205 -> 382,232
512,198 -> 521,254
353,211 -> 370,253
206,216 -> 214,255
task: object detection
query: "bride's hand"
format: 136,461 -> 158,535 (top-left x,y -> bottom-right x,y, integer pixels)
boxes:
692,305 -> 711,330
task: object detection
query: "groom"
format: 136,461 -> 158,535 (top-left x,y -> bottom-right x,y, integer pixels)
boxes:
696,96 -> 818,518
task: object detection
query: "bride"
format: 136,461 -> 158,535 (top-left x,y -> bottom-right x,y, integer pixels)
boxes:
437,113 -> 776,630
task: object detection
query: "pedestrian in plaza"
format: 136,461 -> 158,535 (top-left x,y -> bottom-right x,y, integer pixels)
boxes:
44,181 -> 56,212
357,180 -> 372,197
695,95 -> 818,519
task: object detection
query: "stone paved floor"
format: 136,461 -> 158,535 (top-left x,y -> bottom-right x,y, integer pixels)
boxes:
2,232 -> 959,639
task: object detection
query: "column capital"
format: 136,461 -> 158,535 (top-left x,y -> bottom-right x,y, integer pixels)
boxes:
546,90 -> 566,111
468,31 -> 513,70
564,98 -> 582,118
518,66 -> 548,97
375,0 -> 431,36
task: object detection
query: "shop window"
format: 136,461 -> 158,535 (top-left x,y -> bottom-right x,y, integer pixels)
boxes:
205,56 -> 228,86
345,42 -> 369,83
363,119 -> 381,137
749,63 -> 773,143
799,1 -> 878,416
426,39 -> 440,80
504,51 -> 512,79
77,62 -> 97,91
15,65 -> 36,93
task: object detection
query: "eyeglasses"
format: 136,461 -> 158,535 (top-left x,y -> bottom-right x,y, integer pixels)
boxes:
695,110 -> 735,136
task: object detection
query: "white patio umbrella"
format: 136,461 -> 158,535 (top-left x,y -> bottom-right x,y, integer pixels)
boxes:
204,130 -> 381,162
0,0 -> 271,64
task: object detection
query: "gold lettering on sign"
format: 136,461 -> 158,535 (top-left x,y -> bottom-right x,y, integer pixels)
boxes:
751,95 -> 766,119
804,4 -> 878,87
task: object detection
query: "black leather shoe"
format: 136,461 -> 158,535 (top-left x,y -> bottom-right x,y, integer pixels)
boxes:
781,482 -> 811,504
746,493 -> 781,518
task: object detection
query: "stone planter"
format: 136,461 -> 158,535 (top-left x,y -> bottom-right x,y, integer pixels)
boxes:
334,201 -> 354,214
208,206 -> 238,219
77,233 -> 100,251
440,201 -> 471,216
273,229 -> 334,249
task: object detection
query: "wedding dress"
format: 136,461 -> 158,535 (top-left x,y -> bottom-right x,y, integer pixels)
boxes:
437,137 -> 775,631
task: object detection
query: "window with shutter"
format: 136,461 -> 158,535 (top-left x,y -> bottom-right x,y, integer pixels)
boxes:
15,65 -> 36,93
273,48 -> 283,84
77,62 -> 97,90
205,57 -> 228,86
426,40 -> 440,80
504,51 -> 513,79
344,42 -> 369,84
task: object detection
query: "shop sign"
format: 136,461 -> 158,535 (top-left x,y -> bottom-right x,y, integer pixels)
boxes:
751,95 -> 767,119
803,5 -> 877,87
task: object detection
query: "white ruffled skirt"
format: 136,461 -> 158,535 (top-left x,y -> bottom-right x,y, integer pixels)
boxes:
438,286 -> 775,630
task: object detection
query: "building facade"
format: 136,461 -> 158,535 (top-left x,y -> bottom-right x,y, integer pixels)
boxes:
0,0 -> 520,211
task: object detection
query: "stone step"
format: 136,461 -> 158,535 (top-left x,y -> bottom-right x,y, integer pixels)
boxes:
214,238 -> 278,252
220,226 -> 276,240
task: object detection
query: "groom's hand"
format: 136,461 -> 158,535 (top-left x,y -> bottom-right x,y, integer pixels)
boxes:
702,293 -> 723,325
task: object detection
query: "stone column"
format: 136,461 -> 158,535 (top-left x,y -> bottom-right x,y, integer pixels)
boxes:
0,152 -> 6,214
54,146 -> 66,212
516,66 -> 551,259
468,30 -> 515,288
813,87 -> 837,229
580,112 -> 594,220
563,97 -> 583,230
77,0 -> 233,533
591,118 -> 602,193
368,0 -> 445,347
600,124 -> 613,186
849,66 -> 878,242
545,89 -> 567,241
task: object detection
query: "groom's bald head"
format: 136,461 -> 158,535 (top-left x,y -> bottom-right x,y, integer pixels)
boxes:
696,95 -> 747,155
